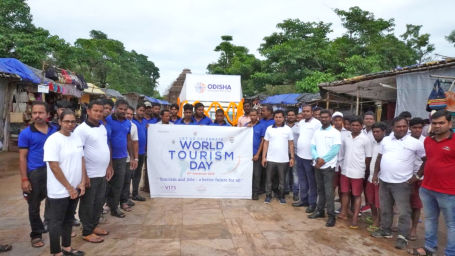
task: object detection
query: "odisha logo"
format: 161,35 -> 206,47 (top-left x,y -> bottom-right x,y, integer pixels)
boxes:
207,84 -> 231,92
194,82 -> 206,93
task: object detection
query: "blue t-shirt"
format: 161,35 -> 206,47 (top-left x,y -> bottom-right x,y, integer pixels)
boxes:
193,116 -> 213,125
18,123 -> 57,172
250,122 -> 263,156
210,121 -> 231,126
170,117 -> 182,124
106,115 -> 131,159
132,118 -> 147,155
147,117 -> 160,124
175,118 -> 195,125
260,118 -> 275,137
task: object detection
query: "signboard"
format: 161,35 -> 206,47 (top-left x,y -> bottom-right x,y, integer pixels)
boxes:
37,84 -> 49,93
147,125 -> 253,199
179,74 -> 242,103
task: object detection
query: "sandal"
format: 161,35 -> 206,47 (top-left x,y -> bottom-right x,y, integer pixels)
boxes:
121,203 -> 132,212
93,227 -> 109,236
62,248 -> 85,256
0,244 -> 12,252
407,247 -> 433,256
82,233 -> 104,243
31,237 -> 44,248
349,225 -> 359,229
409,235 -> 417,241
367,225 -> 379,232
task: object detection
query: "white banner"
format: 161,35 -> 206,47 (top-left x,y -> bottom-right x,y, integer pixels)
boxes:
147,125 -> 253,199
179,74 -> 242,103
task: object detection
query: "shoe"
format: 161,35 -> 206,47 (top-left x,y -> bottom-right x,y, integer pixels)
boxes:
306,205 -> 316,214
292,201 -> 309,207
308,210 -> 325,219
360,205 -> 371,213
371,229 -> 393,239
127,199 -> 135,207
279,198 -> 286,204
395,235 -> 408,250
335,208 -> 341,214
73,219 -> 80,227
62,248 -> 85,256
132,195 -> 146,201
252,194 -> 259,200
326,217 -> 336,227
110,208 -> 126,218
98,214 -> 107,224
292,194 -> 299,202
264,196 -> 272,204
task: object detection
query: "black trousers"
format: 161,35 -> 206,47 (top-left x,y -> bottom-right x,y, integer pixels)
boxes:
107,158 -> 127,210
26,167 -> 47,239
252,160 -> 262,195
79,177 -> 106,236
121,162 -> 133,204
265,161 -> 288,198
48,197 -> 78,254
315,167 -> 335,217
131,154 -> 145,197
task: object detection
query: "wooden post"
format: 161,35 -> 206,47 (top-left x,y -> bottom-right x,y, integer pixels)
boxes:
356,86 -> 360,115
326,92 -> 330,109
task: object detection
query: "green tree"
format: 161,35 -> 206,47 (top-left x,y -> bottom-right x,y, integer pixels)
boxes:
446,30 -> 455,47
401,24 -> 435,63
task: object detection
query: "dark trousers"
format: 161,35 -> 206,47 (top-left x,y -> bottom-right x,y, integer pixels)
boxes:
315,167 -> 335,217
47,197 -> 78,254
26,167 -> 47,239
79,177 -> 106,236
379,180 -> 412,237
296,157 -> 317,206
252,160 -> 262,195
265,162 -> 288,198
142,156 -> 150,193
121,162 -> 133,204
132,154 -> 145,197
107,158 -> 127,210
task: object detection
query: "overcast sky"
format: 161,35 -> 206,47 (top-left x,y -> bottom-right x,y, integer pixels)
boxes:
27,0 -> 455,95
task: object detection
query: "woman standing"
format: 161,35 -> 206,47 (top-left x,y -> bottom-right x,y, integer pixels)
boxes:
43,109 -> 87,256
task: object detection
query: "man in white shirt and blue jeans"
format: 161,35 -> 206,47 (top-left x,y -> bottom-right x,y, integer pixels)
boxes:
372,116 -> 426,250
262,110 -> 294,204
308,109 -> 341,227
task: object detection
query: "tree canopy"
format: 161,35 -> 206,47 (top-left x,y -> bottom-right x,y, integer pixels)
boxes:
207,6 -> 438,96
0,0 -> 160,96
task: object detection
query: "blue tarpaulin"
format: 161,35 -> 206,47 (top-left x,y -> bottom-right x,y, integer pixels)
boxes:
145,96 -> 170,105
261,93 -> 301,105
0,58 -> 40,84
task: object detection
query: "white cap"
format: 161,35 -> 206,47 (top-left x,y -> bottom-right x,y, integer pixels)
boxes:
332,111 -> 343,118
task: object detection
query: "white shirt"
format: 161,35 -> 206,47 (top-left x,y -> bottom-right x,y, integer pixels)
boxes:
73,121 -> 110,178
362,127 -> 375,142
126,121 -> 138,162
369,139 -> 382,182
264,125 -> 294,163
311,126 -> 341,169
336,128 -> 350,171
378,135 -> 425,183
288,122 -> 299,149
341,133 -> 372,179
43,132 -> 84,199
157,121 -> 174,125
297,118 -> 322,159
413,135 -> 425,173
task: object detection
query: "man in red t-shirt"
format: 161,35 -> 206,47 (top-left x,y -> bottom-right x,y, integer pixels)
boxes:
408,110 -> 455,256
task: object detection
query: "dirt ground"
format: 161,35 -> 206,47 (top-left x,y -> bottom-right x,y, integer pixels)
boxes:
0,151 -> 447,256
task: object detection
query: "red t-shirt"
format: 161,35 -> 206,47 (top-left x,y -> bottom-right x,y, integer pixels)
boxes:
422,133 -> 455,195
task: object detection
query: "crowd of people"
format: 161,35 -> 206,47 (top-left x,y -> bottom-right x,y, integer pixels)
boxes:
10,98 -> 455,256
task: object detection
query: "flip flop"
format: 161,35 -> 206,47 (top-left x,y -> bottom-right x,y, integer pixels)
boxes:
409,235 -> 417,241
82,233 -> 104,243
93,227 -> 109,236
349,225 -> 359,229
31,237 -> 44,248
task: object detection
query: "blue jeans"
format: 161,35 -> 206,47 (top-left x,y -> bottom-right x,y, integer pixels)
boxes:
296,156 -> 317,205
420,187 -> 455,256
